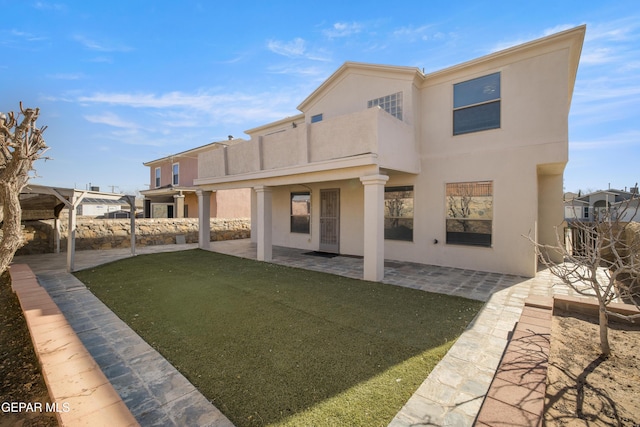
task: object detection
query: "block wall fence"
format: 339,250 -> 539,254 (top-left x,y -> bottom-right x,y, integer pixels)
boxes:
16,218 -> 251,255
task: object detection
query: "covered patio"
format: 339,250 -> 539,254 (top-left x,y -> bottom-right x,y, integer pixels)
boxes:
18,184 -> 137,272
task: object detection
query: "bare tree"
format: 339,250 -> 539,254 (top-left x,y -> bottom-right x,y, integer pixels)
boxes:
531,191 -> 640,356
447,187 -> 472,232
0,103 -> 48,273
386,190 -> 411,228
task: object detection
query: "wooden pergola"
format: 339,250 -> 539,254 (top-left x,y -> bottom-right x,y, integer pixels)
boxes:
19,184 -> 136,272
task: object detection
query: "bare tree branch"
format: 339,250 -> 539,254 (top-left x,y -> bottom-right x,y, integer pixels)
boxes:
527,189 -> 640,356
0,103 -> 48,273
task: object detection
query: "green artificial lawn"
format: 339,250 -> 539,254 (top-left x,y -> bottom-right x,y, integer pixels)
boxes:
75,250 -> 483,427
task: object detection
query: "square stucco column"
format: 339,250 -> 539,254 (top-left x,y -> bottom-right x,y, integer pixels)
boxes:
174,194 -> 185,218
197,190 -> 211,249
254,186 -> 273,261
250,189 -> 258,243
360,174 -> 389,281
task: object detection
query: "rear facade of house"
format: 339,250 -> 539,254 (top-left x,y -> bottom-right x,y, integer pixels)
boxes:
195,26 -> 586,280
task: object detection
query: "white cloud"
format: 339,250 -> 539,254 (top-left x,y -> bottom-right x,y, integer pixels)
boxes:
488,24 -> 577,53
78,91 -> 244,111
267,38 -> 306,57
33,2 -> 66,11
542,24 -> 577,37
76,88 -> 301,129
266,64 -> 327,77
47,72 -> 84,80
87,56 -> 113,64
580,47 -> 617,65
8,29 -> 47,42
392,24 -> 436,42
266,37 -> 331,62
323,22 -> 363,39
585,18 -> 640,43
84,112 -> 139,129
571,130 -> 640,151
72,34 -> 133,52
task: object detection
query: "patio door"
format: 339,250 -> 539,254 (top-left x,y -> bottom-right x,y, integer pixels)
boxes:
319,189 -> 340,253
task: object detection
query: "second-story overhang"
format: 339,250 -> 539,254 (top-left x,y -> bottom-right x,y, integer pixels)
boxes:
195,107 -> 420,189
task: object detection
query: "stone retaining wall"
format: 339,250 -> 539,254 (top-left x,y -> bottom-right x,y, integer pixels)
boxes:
17,218 -> 251,255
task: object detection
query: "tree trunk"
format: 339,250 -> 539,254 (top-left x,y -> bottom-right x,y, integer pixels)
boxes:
599,301 -> 611,356
0,180 -> 25,274
0,103 -> 47,274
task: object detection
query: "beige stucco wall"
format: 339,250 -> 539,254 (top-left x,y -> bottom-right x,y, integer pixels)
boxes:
215,188 -> 252,219
269,181 -> 365,256
303,70 -> 417,126
397,47 -> 571,277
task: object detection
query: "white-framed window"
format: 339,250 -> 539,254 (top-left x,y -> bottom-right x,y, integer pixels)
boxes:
311,113 -> 323,123
583,206 -> 590,219
384,186 -> 413,241
453,72 -> 501,135
172,163 -> 179,186
290,192 -> 311,233
446,181 -> 493,247
155,167 -> 161,188
368,92 -> 403,120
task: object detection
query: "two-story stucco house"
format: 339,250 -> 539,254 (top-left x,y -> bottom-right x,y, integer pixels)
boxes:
565,187 -> 640,223
141,140 -> 251,219
194,26 -> 586,280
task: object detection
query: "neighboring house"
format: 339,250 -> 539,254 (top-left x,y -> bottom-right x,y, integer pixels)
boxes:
194,26 -> 586,280
76,197 -> 125,217
564,187 -> 640,223
141,140 -> 251,219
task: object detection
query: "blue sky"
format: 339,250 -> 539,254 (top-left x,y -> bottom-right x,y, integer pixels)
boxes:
1,1 -> 638,195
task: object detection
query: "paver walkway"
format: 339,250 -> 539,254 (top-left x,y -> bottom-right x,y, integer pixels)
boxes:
14,244 -> 233,427
14,239 -> 582,426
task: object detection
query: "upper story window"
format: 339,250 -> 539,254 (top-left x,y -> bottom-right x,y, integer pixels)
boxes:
172,163 -> 179,186
368,92 -> 403,120
311,114 -> 323,123
155,167 -> 161,188
453,72 -> 500,135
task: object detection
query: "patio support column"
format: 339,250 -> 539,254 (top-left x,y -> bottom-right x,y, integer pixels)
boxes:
126,195 -> 136,256
360,174 -> 389,281
254,186 -> 273,261
67,197 -> 77,272
250,189 -> 258,243
54,217 -> 61,253
197,190 -> 212,249
174,193 -> 185,218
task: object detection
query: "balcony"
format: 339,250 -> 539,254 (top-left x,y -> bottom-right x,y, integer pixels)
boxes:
197,107 -> 419,184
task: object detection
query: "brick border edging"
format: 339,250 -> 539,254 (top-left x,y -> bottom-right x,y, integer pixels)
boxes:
474,295 -> 640,426
9,264 -> 139,427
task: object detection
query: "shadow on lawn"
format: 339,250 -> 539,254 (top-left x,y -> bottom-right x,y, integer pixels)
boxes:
75,249 -> 485,426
